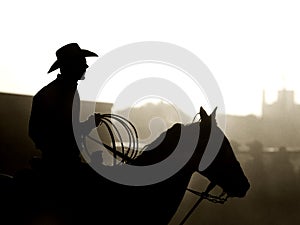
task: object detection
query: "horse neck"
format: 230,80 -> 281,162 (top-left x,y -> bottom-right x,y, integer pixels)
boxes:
182,122 -> 212,174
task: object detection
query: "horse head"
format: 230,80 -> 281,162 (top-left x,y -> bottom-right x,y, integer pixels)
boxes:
197,107 -> 250,198
131,106 -> 249,198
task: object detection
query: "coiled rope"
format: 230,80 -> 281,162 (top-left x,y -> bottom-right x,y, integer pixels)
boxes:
84,114 -> 140,165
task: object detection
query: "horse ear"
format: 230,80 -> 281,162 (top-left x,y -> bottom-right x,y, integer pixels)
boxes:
200,107 -> 208,119
211,107 -> 217,118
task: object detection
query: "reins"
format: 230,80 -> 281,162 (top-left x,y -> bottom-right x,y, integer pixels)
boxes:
180,180 -> 229,225
187,186 -> 229,204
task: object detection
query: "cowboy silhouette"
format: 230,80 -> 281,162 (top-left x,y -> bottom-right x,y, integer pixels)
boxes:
29,43 -> 102,169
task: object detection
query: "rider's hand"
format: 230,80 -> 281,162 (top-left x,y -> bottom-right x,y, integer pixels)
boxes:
94,113 -> 102,127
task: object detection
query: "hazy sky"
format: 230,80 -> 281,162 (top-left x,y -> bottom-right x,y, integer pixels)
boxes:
1,0 -> 300,116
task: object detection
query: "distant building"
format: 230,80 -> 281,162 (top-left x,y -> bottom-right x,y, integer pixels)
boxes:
262,89 -> 300,120
225,89 -> 300,148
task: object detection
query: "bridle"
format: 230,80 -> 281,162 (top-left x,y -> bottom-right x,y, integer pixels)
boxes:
187,185 -> 229,204
179,113 -> 230,224
180,180 -> 229,225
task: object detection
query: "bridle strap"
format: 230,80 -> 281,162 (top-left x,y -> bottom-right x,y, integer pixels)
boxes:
179,182 -> 216,225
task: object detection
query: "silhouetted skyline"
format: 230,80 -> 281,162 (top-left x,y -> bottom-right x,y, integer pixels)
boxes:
1,1 -> 300,116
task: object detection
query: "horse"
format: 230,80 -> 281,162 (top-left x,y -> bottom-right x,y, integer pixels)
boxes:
110,106 -> 250,224
1,107 -> 249,225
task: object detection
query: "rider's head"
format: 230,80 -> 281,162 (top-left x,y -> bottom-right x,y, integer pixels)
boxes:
47,43 -> 98,80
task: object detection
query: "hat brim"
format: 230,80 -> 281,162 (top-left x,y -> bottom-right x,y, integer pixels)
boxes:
47,49 -> 98,73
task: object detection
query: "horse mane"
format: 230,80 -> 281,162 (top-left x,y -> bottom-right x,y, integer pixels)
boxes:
132,121 -> 207,167
132,123 -> 182,166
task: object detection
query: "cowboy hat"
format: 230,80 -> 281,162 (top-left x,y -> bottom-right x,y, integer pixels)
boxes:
48,43 -> 98,73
